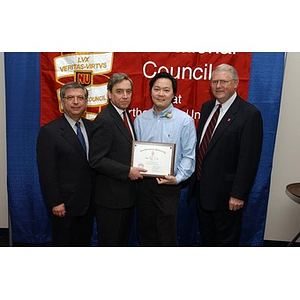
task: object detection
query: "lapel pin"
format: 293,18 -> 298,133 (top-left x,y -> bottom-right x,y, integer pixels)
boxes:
227,118 -> 231,122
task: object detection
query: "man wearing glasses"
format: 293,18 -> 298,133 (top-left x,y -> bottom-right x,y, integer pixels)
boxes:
37,82 -> 95,246
190,64 -> 263,246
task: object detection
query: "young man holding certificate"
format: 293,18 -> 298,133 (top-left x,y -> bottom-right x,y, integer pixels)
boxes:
134,72 -> 197,246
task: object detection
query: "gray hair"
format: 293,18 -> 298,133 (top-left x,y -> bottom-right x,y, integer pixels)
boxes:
60,82 -> 89,99
107,73 -> 133,92
211,64 -> 239,81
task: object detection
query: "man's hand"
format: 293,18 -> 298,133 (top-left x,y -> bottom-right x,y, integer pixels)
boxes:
229,197 -> 244,211
52,203 -> 66,217
156,175 -> 178,185
128,166 -> 147,180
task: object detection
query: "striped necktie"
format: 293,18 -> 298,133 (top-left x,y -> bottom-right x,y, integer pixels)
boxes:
196,104 -> 221,180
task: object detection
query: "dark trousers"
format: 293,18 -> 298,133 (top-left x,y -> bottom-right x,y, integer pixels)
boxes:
51,207 -> 94,247
137,178 -> 181,247
95,204 -> 135,246
197,200 -> 243,246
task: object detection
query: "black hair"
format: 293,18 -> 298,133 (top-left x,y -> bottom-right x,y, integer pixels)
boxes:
149,72 -> 177,95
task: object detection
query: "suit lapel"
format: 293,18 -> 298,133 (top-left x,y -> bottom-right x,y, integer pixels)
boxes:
82,118 -> 93,139
206,96 -> 240,153
59,116 -> 87,159
108,103 -> 133,143
197,100 -> 215,144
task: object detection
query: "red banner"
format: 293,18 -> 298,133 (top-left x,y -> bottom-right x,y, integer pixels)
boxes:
40,52 -> 252,126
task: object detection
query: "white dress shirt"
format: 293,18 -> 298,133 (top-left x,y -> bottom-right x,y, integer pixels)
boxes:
64,114 -> 89,158
200,92 -> 237,144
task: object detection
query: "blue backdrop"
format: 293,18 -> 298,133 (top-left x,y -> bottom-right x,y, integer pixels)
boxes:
5,52 -> 285,246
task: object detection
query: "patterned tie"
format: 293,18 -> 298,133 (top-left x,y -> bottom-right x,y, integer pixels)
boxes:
75,121 -> 87,155
196,104 -> 221,180
123,111 -> 133,139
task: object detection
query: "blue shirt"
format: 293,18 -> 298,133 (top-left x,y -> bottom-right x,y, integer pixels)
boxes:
134,104 -> 197,183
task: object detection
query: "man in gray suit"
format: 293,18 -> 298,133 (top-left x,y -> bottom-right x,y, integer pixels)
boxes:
89,73 -> 146,246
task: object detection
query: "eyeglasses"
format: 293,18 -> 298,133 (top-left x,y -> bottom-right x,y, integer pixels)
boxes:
63,96 -> 86,102
63,96 -> 85,102
210,80 -> 234,86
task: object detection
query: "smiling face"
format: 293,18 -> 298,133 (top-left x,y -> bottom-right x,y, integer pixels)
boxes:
108,79 -> 133,110
151,78 -> 174,113
61,87 -> 87,121
210,70 -> 239,104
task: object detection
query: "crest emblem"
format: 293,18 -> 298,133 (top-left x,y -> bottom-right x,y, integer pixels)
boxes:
75,71 -> 93,86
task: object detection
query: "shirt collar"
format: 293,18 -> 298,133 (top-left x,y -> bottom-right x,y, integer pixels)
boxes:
152,103 -> 174,118
111,101 -> 126,116
64,113 -> 82,128
215,92 -> 237,110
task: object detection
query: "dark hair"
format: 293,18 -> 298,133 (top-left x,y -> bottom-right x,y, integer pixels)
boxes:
60,82 -> 88,99
149,72 -> 177,95
107,73 -> 133,92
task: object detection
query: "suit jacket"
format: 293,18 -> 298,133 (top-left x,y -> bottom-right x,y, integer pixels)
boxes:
36,115 -> 95,216
190,95 -> 263,211
89,102 -> 138,209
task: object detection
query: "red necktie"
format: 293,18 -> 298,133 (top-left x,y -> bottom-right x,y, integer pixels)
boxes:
123,111 -> 133,139
196,104 -> 221,180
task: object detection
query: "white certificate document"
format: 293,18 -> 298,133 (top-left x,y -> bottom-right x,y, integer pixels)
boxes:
131,141 -> 176,177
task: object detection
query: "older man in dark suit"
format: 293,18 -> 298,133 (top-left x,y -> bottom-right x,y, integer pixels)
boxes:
37,82 -> 95,246
89,73 -> 146,246
191,64 -> 263,246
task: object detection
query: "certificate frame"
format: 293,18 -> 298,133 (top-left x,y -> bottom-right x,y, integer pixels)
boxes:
131,141 -> 176,178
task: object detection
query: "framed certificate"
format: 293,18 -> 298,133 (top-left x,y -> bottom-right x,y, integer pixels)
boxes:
131,141 -> 176,178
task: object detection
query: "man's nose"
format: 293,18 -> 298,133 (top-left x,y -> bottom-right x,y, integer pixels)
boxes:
158,89 -> 164,96
216,81 -> 222,88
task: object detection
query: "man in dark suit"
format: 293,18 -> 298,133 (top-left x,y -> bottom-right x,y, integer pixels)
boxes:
37,82 -> 95,246
191,64 -> 263,246
89,73 -> 146,246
